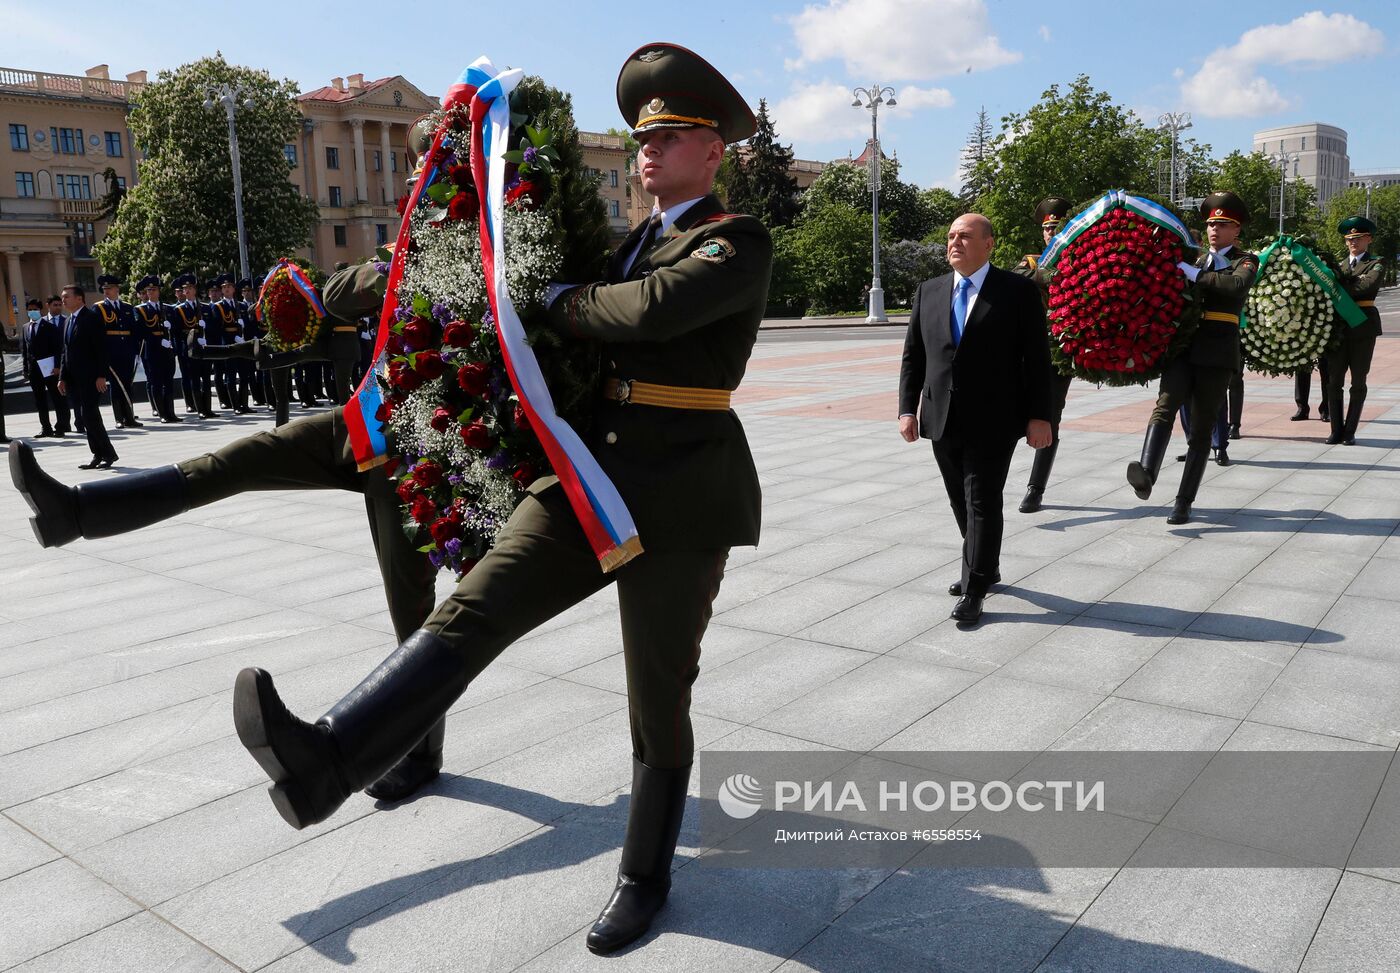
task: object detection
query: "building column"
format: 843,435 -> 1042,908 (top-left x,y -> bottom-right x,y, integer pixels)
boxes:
51,251 -> 68,291
350,119 -> 369,204
309,121 -> 327,205
3,252 -> 23,332
379,122 -> 394,206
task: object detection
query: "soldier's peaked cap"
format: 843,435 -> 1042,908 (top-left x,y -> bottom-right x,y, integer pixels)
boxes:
1035,197 -> 1073,227
135,275 -> 161,291
1339,215 -> 1377,238
214,273 -> 234,287
617,43 -> 756,145
96,273 -> 122,287
173,273 -> 197,288
1201,191 -> 1248,225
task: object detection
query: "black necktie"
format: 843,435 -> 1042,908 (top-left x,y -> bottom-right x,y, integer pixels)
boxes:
632,213 -> 663,271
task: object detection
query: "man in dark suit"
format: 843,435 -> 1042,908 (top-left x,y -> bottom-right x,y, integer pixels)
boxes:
899,213 -> 1054,625
56,284 -> 117,469
21,298 -> 69,439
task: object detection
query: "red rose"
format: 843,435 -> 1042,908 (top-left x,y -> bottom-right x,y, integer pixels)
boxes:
459,422 -> 494,449
513,404 -> 530,431
386,333 -> 408,356
505,180 -> 541,207
448,188 -> 478,221
443,319 -> 476,347
414,352 -> 447,379
512,463 -> 538,488
413,460 -> 444,487
429,407 -> 454,433
389,360 -> 424,392
375,401 -> 393,422
396,478 -> 419,502
429,516 -> 462,545
401,318 -> 434,350
449,165 -> 474,190
410,495 -> 436,524
395,195 -> 411,216
457,362 -> 490,396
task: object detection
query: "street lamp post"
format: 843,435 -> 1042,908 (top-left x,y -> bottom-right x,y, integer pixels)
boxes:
1267,152 -> 1300,235
1157,112 -> 1192,206
852,83 -> 896,324
203,83 -> 256,282
1364,180 -> 1375,219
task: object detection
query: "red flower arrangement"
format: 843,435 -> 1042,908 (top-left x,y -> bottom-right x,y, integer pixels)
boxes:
1046,207 -> 1199,386
257,260 -> 325,352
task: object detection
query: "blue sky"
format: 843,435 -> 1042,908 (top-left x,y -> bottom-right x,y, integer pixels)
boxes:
5,0 -> 1396,190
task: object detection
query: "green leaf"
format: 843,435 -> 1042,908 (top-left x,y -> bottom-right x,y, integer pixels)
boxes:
411,293 -> 431,317
375,246 -> 393,263
425,181 -> 455,204
424,206 -> 449,224
502,150 -> 526,164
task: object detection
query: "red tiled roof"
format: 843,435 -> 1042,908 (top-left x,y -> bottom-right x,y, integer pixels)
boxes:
298,76 -> 395,102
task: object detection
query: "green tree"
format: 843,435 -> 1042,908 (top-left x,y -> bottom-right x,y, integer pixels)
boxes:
804,158 -> 933,241
920,186 -> 965,241
959,106 -> 994,206
970,76 -> 1154,265
1317,185 -> 1400,284
1205,150 -> 1320,247
769,201 -> 872,315
95,54 -> 318,281
725,100 -> 799,228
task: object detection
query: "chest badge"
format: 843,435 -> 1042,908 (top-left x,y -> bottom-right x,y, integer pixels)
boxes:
691,237 -> 735,264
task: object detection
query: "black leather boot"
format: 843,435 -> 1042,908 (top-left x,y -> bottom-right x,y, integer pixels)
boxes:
1126,423 -> 1171,501
1325,395 -> 1345,444
8,440 -> 187,548
1167,447 -> 1210,525
1342,391 -> 1366,446
364,717 -> 445,801
1019,440 -> 1058,513
587,757 -> 691,955
233,629 -> 467,830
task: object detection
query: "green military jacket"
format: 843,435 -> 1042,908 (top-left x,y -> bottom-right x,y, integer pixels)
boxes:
1012,253 -> 1052,303
318,261 -> 384,358
1190,245 -> 1258,370
549,193 -> 773,552
1336,251 -> 1383,339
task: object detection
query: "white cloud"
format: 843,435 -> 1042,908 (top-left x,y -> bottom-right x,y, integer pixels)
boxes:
787,0 -> 1021,80
769,80 -> 954,145
1038,25 -> 1052,43
1180,12 -> 1385,118
888,85 -> 955,111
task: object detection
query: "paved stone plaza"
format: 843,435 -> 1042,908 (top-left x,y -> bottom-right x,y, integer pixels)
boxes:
3,294 -> 1400,971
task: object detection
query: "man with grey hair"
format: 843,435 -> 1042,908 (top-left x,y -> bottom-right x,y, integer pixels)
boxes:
898,213 -> 1054,625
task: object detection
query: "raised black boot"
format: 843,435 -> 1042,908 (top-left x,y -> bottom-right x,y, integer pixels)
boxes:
1342,390 -> 1366,446
1019,440 -> 1058,513
364,717 -> 445,801
1325,394 -> 1346,444
587,757 -> 690,955
233,629 -> 467,830
1126,423 -> 1171,501
1167,447 -> 1210,525
8,440 -> 187,548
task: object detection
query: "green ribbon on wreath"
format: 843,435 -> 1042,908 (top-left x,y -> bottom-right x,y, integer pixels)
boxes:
1246,235 -> 1368,332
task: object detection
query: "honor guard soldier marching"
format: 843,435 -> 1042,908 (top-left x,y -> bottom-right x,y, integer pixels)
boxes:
1014,196 -> 1073,513
173,274 -> 220,418
1127,191 -> 1258,524
135,276 -> 182,424
95,274 -> 143,429
11,44 -> 770,954
1326,216 -> 1383,445
212,274 -> 252,414
240,277 -> 271,407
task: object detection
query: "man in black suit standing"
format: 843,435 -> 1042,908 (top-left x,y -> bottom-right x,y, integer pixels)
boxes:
898,214 -> 1053,625
56,285 -> 117,469
20,298 -> 70,439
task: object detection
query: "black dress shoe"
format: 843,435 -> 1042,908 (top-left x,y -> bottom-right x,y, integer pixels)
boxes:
948,573 -> 999,597
96,455 -> 118,469
1289,408 -> 1308,421
34,431 -> 55,439
128,419 -> 144,428
1325,432 -> 1344,445
78,458 -> 103,470
951,593 -> 984,623
1342,436 -> 1356,446
1018,488 -> 1044,514
1215,449 -> 1230,467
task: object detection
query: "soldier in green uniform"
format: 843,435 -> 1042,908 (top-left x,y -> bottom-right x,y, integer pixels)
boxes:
1126,191 -> 1258,524
1014,196 -> 1072,513
11,42 -> 771,955
1326,215 -> 1384,445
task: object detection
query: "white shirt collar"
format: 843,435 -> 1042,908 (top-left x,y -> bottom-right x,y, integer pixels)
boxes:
952,262 -> 991,291
651,196 -> 706,236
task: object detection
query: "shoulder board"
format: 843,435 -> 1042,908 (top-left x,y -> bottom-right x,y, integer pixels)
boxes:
698,212 -> 743,225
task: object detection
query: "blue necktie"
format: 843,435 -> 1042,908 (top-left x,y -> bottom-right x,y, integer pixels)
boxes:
952,277 -> 971,346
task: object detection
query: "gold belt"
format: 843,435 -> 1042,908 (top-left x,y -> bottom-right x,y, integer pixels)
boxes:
602,378 -> 732,410
105,330 -> 131,336
1357,300 -> 1376,308
332,326 -> 358,332
1202,311 -> 1239,324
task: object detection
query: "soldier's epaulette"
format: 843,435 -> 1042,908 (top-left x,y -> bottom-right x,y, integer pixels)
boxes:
697,212 -> 742,225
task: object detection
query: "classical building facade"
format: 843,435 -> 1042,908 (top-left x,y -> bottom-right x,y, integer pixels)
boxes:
292,74 -> 438,265
1251,123 -> 1350,207
0,65 -> 144,333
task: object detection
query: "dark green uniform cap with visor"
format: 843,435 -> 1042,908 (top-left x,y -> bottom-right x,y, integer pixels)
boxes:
616,42 -> 756,145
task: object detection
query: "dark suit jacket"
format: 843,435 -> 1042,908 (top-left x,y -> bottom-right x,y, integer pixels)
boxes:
899,265 -> 1053,443
548,193 -> 772,552
60,305 -> 110,386
20,317 -> 62,382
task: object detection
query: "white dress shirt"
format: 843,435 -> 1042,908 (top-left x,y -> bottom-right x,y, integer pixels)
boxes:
951,261 -> 992,319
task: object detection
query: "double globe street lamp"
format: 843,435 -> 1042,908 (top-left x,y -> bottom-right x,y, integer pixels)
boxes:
851,84 -> 896,324
203,83 -> 256,283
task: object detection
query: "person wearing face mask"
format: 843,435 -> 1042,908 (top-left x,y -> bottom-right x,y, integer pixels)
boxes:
1326,216 -> 1383,445
1126,191 -> 1258,524
20,298 -> 69,439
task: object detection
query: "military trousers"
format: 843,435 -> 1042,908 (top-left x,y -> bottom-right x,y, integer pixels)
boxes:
1324,330 -> 1377,403
1149,357 -> 1233,452
420,482 -> 727,769
178,408 -> 435,642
